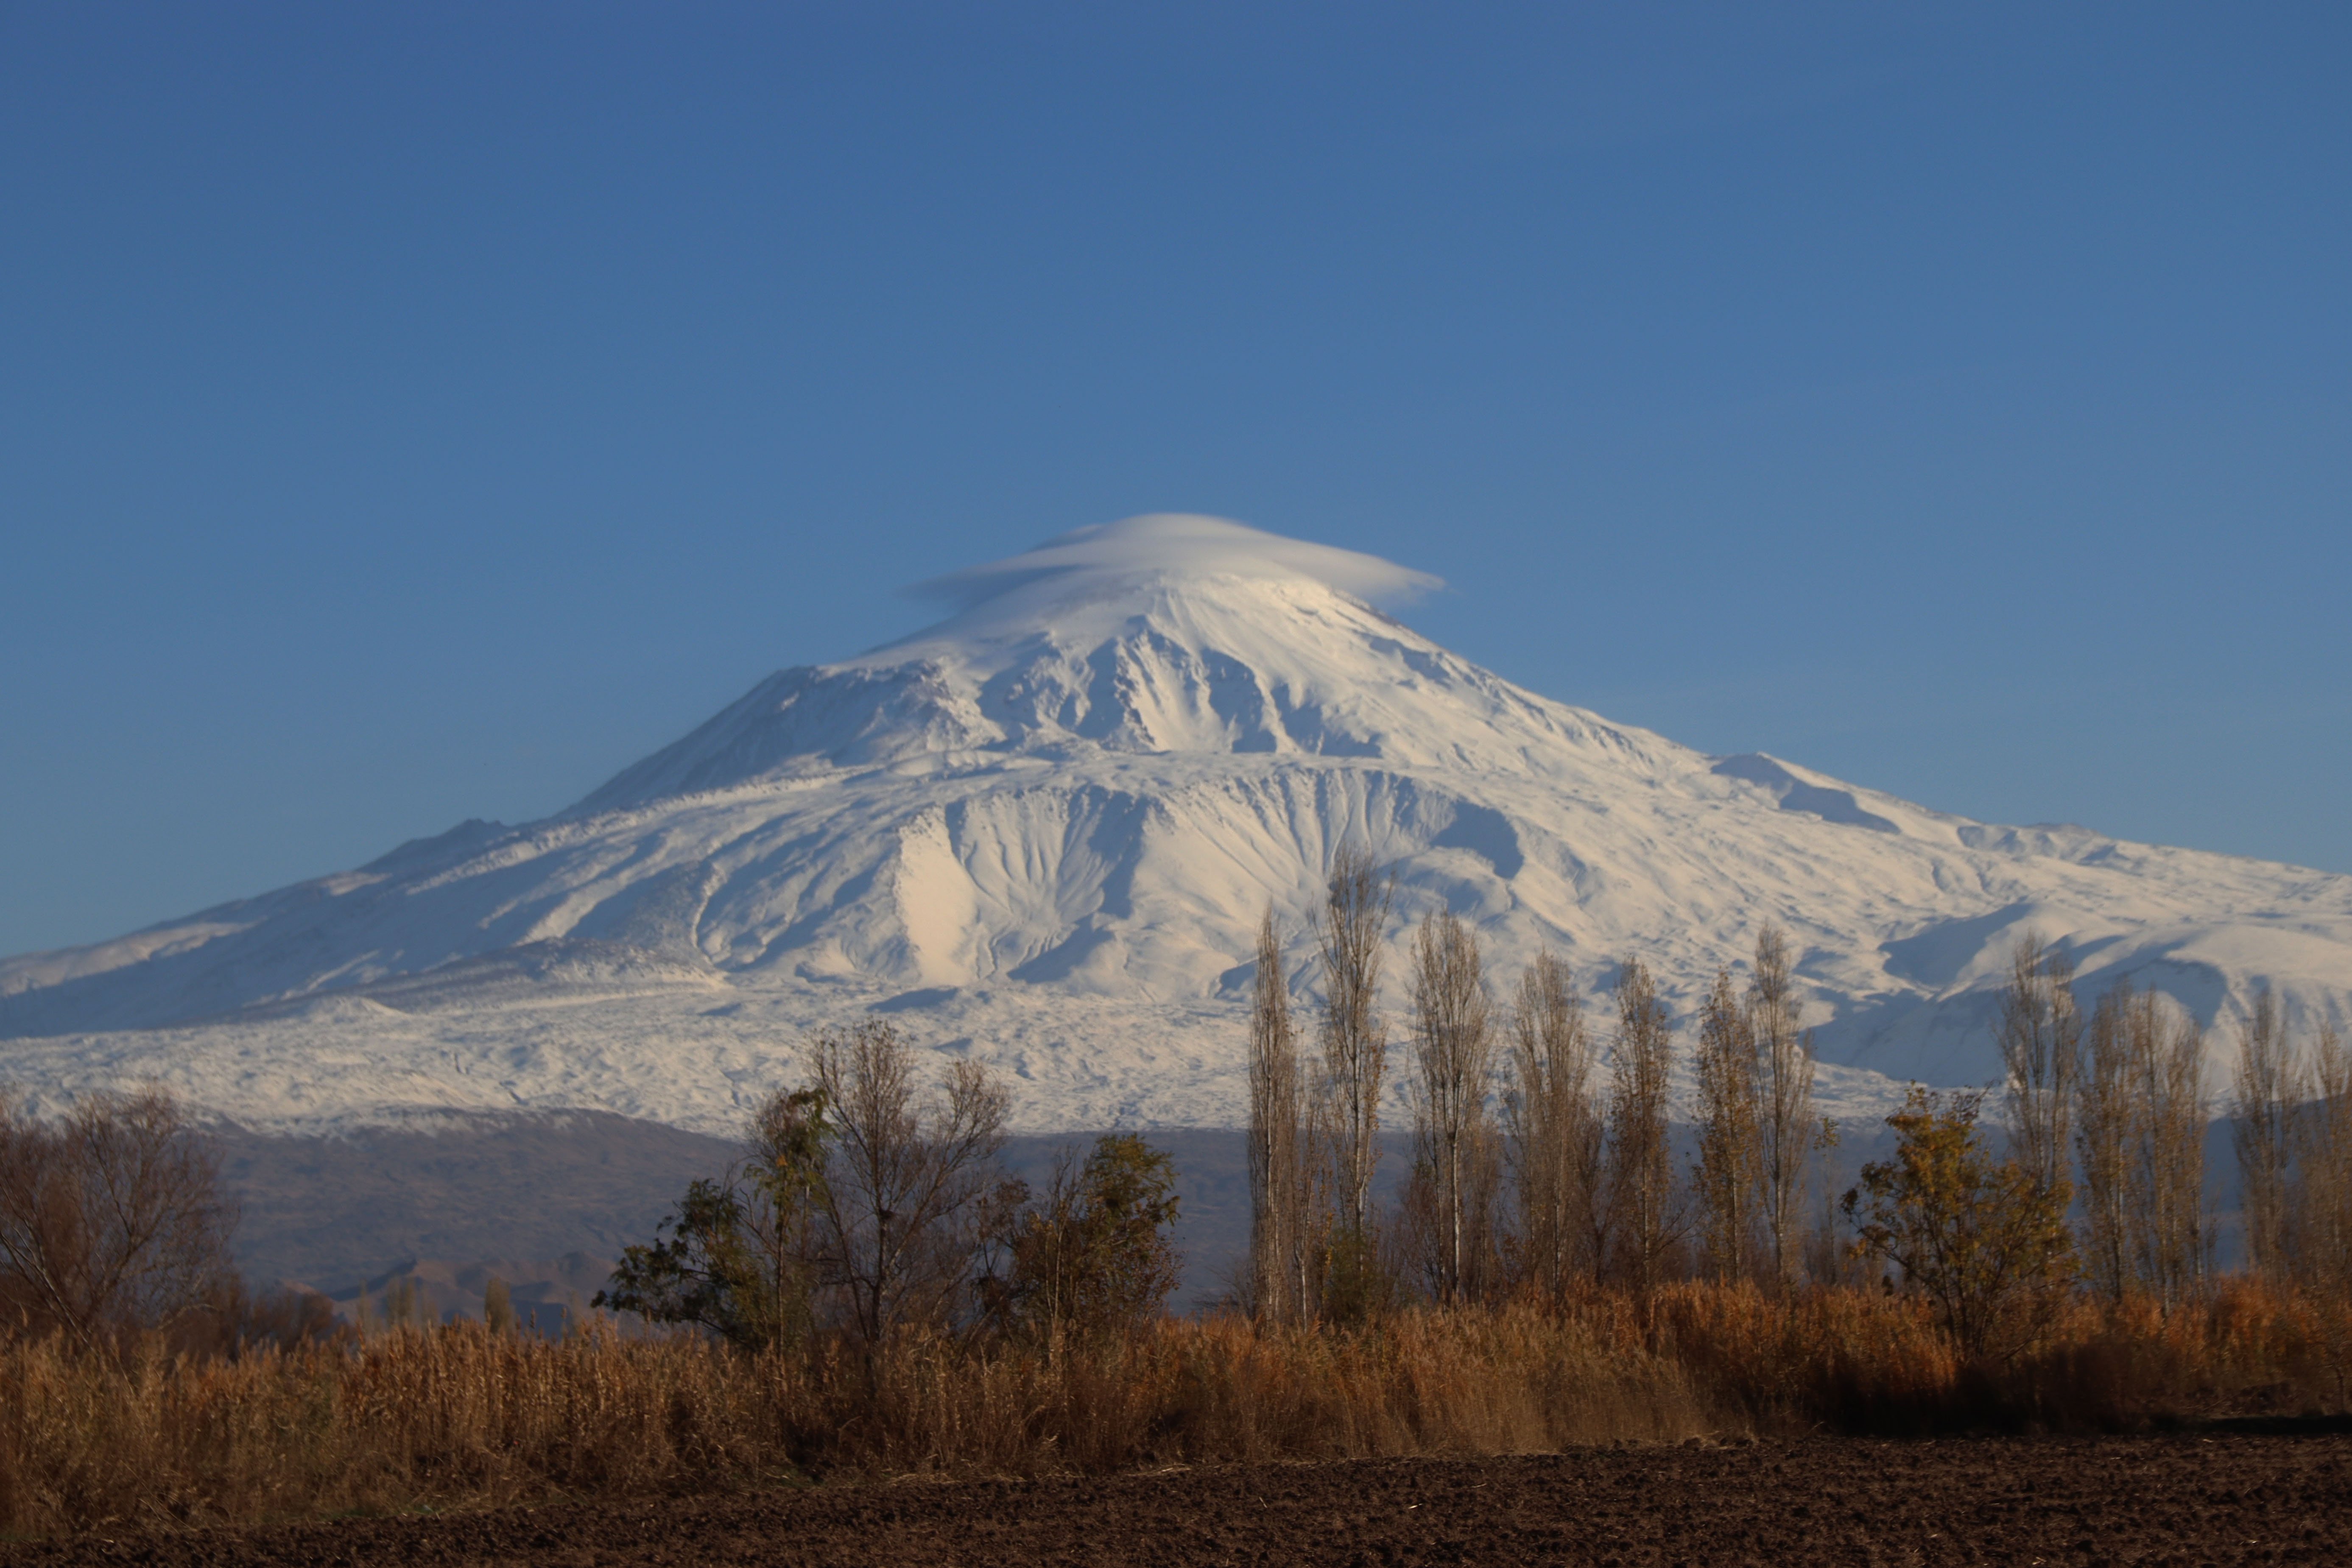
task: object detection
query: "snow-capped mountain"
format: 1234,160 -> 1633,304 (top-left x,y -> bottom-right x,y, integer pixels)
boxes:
4,514 -> 2348,1136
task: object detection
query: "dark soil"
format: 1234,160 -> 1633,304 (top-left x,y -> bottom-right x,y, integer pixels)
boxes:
9,1433 -> 2348,1566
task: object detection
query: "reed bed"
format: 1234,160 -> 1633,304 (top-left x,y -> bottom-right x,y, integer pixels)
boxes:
2,1283 -> 2342,1539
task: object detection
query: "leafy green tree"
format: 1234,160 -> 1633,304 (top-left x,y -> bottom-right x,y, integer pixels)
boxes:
1843,1088 -> 2073,1361
595,1178 -> 752,1341
985,1134 -> 1182,1342
595,1086 -> 831,1349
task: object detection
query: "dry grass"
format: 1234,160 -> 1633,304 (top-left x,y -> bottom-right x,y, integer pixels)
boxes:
3,1283 -> 2344,1539
1654,1277 -> 2351,1433
0,1322 -> 782,1537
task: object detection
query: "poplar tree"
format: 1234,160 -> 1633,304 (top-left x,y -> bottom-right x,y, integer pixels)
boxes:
1692,966 -> 1760,1283
2292,1026 -> 2352,1300
2234,988 -> 2296,1279
1998,934 -> 2081,1202
1749,924 -> 1817,1291
1246,904 -> 1310,1323
1605,956 -> 1681,1294
2075,979 -> 2138,1303
2138,992 -> 2208,1307
1505,949 -> 1602,1297
2070,977 -> 2211,1306
1314,844 -> 1392,1309
1409,907 -> 1494,1303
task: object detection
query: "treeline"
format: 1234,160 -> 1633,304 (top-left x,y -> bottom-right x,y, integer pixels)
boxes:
592,1018 -> 1182,1354
0,1032 -> 1181,1366
1247,851 -> 2352,1359
1246,846 -> 1844,1325
1990,936 -> 2352,1309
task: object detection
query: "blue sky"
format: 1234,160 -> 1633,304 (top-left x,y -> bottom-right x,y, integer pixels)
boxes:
3,3 -> 2346,956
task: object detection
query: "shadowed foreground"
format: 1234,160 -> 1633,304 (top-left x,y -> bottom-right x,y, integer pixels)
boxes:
6,1435 -> 2347,1566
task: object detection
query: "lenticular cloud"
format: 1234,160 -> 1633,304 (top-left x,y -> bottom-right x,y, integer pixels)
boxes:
905,513 -> 1444,614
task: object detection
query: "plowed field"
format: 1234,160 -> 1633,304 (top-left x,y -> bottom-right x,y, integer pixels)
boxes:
9,1433 -> 2347,1566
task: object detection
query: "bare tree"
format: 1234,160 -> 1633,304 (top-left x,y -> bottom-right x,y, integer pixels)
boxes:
1408,907 -> 1494,1303
2293,1025 -> 2352,1299
1997,934 -> 2081,1201
1504,949 -> 1602,1298
2138,994 -> 2209,1308
1691,966 -> 1760,1283
2076,979 -> 2138,1302
2074,980 -> 2208,1308
2074,978 -> 2211,1309
1461,1114 -> 1507,1299
809,1019 -> 1009,1353
1246,904 -> 1310,1324
2233,987 -> 2296,1279
1749,924 -> 1818,1291
1604,956 -> 1682,1295
1315,845 -> 1392,1248
0,1086 -> 237,1355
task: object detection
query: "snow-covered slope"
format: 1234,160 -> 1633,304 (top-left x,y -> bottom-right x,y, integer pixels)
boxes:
5,515 -> 2348,1136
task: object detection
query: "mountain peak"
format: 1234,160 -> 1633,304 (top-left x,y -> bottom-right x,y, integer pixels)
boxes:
852,514 -> 1444,672
6,516 -> 2350,1137
573,518 -> 1562,812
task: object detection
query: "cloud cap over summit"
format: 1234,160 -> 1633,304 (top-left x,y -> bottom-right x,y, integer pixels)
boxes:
903,514 -> 1444,617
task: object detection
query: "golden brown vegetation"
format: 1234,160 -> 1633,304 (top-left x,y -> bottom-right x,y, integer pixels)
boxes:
5,1279 -> 2348,1540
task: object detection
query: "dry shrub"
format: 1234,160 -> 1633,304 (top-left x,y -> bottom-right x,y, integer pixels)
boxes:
1154,1305 -> 1705,1463
791,1303 -> 1706,1479
6,1282 -> 2351,1538
0,1321 -> 786,1537
1650,1277 -> 2344,1435
0,1306 -> 1698,1535
2006,1278 -> 2337,1429
1649,1282 -> 1959,1433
